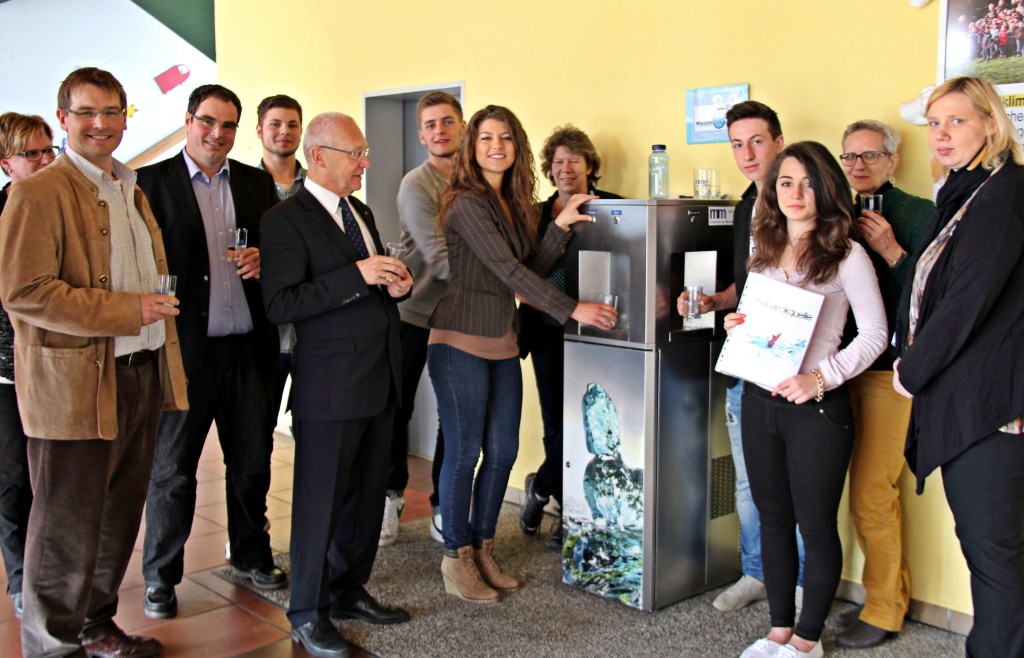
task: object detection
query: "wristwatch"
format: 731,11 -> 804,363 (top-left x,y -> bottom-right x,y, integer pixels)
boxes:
889,250 -> 907,268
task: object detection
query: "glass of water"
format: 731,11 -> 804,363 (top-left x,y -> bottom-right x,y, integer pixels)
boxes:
228,228 -> 248,263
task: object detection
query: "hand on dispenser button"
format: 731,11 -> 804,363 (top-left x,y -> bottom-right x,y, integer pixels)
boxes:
572,301 -> 618,330
553,193 -> 599,231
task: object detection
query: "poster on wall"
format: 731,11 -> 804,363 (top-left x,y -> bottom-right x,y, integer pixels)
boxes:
685,84 -> 749,144
939,0 -> 1024,142
0,0 -> 217,182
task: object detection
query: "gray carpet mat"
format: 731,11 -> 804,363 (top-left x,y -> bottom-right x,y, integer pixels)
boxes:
215,505 -> 965,657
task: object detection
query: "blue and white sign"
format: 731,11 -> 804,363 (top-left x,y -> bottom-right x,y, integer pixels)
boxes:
685,84 -> 750,144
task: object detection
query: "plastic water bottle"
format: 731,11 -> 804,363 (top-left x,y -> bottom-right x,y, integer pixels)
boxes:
649,145 -> 669,199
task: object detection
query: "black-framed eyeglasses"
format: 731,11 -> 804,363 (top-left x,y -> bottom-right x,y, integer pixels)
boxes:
316,145 -> 370,160
16,147 -> 61,162
839,151 -> 890,165
190,113 -> 239,133
64,108 -> 126,120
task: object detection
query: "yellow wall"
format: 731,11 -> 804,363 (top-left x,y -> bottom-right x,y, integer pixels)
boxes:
216,0 -> 970,614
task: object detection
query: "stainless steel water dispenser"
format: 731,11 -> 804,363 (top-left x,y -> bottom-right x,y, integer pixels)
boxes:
560,198 -> 741,611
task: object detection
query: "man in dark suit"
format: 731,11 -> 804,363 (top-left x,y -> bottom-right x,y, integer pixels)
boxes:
137,84 -> 284,619
261,112 -> 412,658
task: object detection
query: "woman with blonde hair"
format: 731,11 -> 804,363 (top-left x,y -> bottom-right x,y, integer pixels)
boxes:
894,75 -> 1024,657
428,105 -> 615,602
0,112 -> 59,618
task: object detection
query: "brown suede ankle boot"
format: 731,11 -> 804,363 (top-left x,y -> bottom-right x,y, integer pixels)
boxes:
440,546 -> 499,602
472,539 -> 522,591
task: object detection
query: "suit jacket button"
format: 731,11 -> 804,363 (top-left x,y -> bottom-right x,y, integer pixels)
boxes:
98,200 -> 107,209
99,274 -> 108,284
100,228 -> 109,235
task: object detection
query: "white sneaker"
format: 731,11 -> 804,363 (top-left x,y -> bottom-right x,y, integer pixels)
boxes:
713,574 -> 767,611
429,506 -> 443,543
378,494 -> 404,546
739,638 -> 783,658
776,641 -> 823,658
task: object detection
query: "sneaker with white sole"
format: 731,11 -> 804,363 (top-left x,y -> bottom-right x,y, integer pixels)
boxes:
429,505 -> 444,543
776,641 -> 823,658
378,493 -> 405,546
713,574 -> 767,611
739,638 -> 783,658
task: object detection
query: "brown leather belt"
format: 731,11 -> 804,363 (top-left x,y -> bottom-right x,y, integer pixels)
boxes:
115,350 -> 155,367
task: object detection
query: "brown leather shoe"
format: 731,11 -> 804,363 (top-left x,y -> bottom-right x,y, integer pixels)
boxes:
82,627 -> 162,658
473,539 -> 522,591
440,546 -> 499,602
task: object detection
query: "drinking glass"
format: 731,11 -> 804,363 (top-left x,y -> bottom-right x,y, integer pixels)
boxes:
862,194 -> 884,215
386,242 -> 408,260
684,286 -> 703,319
156,274 -> 177,306
228,228 -> 248,262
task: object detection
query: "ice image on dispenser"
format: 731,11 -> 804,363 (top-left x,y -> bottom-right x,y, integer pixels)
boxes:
563,383 -> 644,607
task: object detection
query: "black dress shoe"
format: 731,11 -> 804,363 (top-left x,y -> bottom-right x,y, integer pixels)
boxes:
835,603 -> 862,628
12,592 -> 22,619
143,585 -> 177,619
232,564 -> 287,590
836,619 -> 896,648
330,591 -> 410,625
291,619 -> 350,658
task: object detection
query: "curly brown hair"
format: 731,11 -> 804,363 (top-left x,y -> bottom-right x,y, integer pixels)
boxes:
439,105 -> 539,245
539,124 -> 602,188
749,141 -> 855,285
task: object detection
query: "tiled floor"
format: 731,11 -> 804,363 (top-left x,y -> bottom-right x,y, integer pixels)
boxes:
0,432 -> 436,657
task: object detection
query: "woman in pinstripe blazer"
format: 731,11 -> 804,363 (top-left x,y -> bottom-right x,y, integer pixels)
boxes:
427,105 -> 615,603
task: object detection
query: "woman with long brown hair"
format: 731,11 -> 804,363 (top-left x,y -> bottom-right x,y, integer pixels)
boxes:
730,141 -> 887,658
427,105 -> 614,602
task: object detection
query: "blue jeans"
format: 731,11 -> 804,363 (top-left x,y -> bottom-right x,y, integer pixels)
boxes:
727,381 -> 804,584
428,344 -> 522,550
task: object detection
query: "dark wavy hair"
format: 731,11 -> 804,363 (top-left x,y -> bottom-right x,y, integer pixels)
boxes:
439,105 -> 539,245
749,141 -> 855,285
539,124 -> 602,188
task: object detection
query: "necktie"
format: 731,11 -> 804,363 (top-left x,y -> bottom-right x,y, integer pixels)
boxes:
339,198 -> 370,260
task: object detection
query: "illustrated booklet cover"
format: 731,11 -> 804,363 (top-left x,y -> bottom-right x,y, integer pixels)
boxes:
714,272 -> 824,389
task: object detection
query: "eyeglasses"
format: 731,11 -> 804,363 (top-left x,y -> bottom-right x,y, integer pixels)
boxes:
64,108 -> 126,120
316,145 -> 370,160
190,114 -> 239,133
16,147 -> 61,162
839,151 -> 890,165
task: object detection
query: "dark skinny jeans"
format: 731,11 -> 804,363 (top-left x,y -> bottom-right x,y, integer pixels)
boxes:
742,382 -> 854,642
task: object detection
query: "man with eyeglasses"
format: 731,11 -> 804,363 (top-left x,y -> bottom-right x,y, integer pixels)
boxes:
0,67 -> 187,658
136,84 -> 283,620
261,112 -> 412,658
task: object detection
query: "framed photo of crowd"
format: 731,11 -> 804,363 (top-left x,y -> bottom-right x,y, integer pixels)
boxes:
940,0 -> 1024,140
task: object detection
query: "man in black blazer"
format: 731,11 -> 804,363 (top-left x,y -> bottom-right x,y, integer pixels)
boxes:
137,85 -> 284,619
261,112 -> 412,658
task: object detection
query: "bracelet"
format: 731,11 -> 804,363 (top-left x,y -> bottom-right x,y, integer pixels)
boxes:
889,250 -> 907,268
810,369 -> 825,403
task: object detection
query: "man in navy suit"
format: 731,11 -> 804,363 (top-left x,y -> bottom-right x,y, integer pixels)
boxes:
136,85 -> 284,619
261,112 -> 412,658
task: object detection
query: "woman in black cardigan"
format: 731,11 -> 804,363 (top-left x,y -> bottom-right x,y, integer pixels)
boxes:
894,76 -> 1024,658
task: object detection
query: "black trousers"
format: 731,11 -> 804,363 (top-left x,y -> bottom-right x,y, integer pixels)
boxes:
143,334 -> 276,587
288,402 -> 394,628
942,430 -> 1024,658
742,383 -> 854,642
0,383 -> 31,596
387,321 -> 444,507
525,323 -> 564,504
21,359 -> 160,657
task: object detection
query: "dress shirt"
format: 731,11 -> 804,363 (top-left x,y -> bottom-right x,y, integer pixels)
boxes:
63,148 -> 164,356
303,178 -> 377,256
182,150 -> 254,336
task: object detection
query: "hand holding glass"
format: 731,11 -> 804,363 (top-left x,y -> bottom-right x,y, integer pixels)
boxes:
228,228 -> 248,263
684,286 -> 703,319
156,274 -> 177,306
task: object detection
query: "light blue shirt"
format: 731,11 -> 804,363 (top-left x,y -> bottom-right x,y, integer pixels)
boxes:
182,150 -> 254,337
